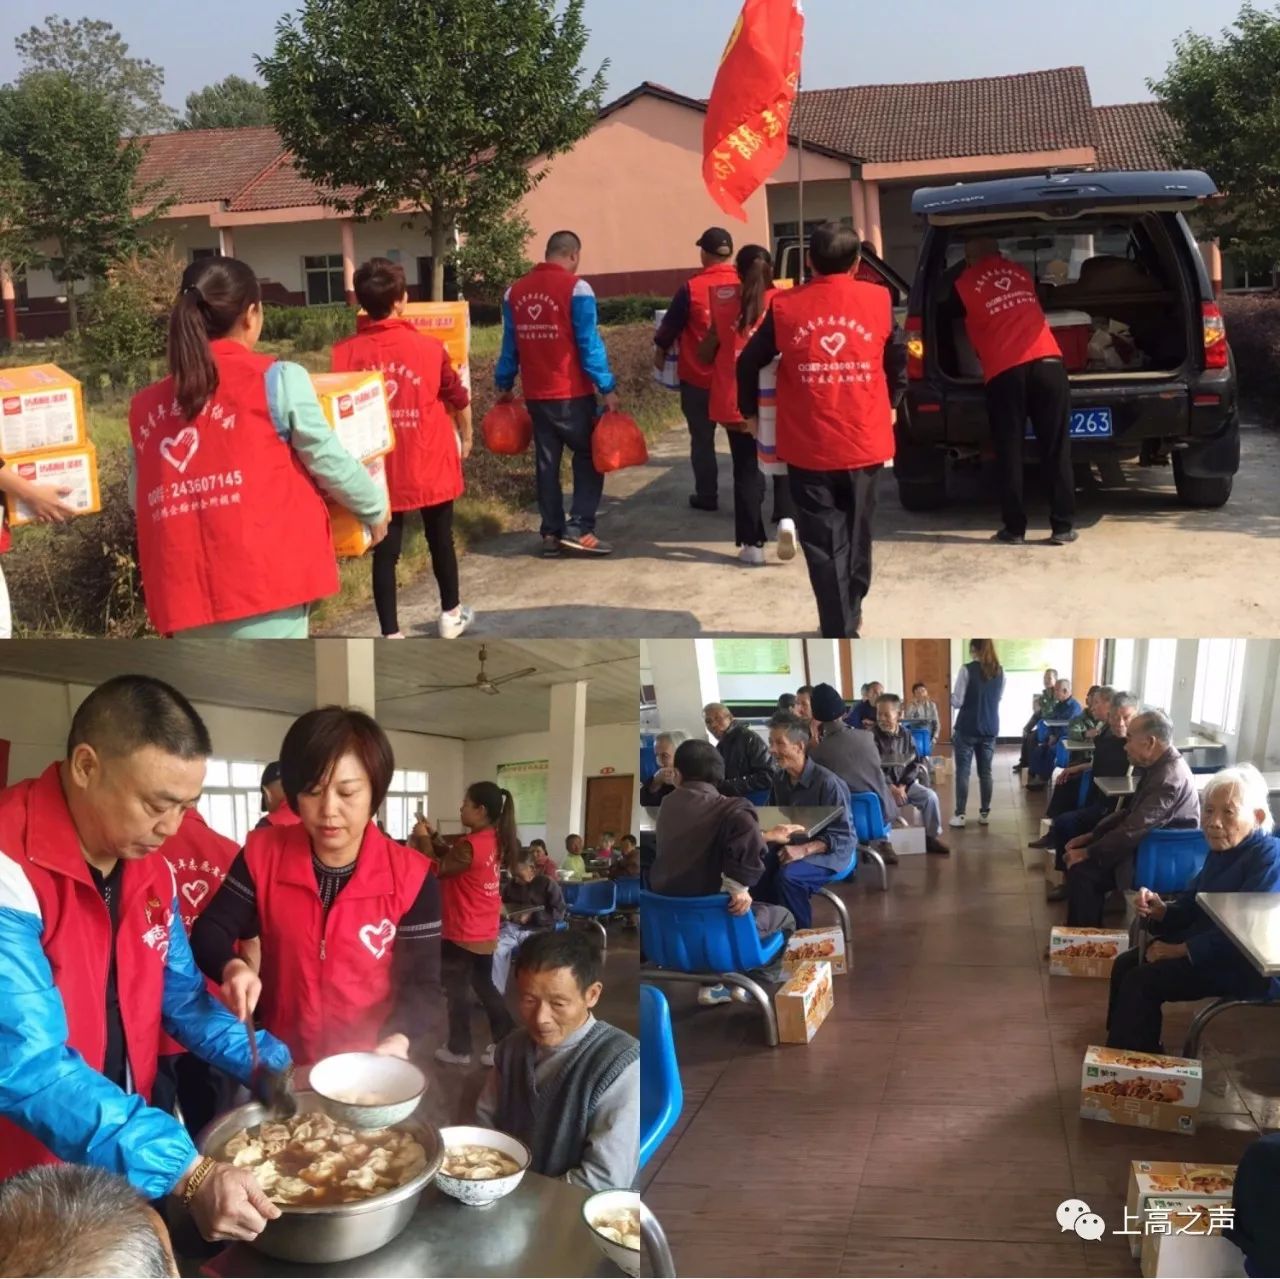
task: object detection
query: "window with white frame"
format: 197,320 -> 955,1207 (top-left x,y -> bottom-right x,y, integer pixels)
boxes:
303,254 -> 345,306
382,769 -> 429,841
1142,639 -> 1178,713
1109,639 -> 1136,695
1192,639 -> 1246,734
196,757 -> 267,845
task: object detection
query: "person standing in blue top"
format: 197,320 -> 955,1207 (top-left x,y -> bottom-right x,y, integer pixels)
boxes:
1106,766 -> 1280,1053
950,640 -> 1006,828
496,230 -> 619,558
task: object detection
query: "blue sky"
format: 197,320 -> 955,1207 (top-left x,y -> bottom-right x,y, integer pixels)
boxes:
0,0 -> 1250,111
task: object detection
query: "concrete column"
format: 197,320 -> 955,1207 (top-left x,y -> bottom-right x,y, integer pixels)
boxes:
218,227 -> 236,259
547,681 -> 587,859
805,640 -> 842,691
0,262 -> 16,343
850,179 -> 868,239
341,221 -> 357,307
315,639 -> 377,716
649,640 -> 721,740
864,180 -> 883,256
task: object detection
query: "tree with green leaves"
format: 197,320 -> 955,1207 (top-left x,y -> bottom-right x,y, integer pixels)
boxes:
0,74 -> 170,332
15,15 -> 176,135
258,0 -> 606,300
0,150 -> 37,278
1150,3 -> 1280,264
182,75 -> 272,130
451,211 -> 535,302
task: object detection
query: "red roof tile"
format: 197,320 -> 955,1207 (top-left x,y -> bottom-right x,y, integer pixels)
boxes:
136,127 -> 286,205
1093,102 -> 1177,171
226,151 -> 359,212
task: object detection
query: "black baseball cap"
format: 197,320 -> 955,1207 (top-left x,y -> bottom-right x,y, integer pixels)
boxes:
696,227 -> 734,257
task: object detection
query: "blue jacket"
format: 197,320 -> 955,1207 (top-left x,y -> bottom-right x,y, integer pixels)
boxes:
955,661 -> 1005,739
770,759 -> 855,873
1153,829 -> 1280,999
0,865 -> 290,1198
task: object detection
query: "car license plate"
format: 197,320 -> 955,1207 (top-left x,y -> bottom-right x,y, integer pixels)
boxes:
1028,408 -> 1113,439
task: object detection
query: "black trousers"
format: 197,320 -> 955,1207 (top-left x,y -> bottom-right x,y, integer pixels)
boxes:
372,502 -> 459,635
1065,853 -> 1118,926
770,474 -> 795,524
724,427 -> 766,547
681,382 -> 718,501
1106,946 -> 1238,1053
787,463 -> 881,637
984,357 -> 1075,536
442,939 -> 516,1056
1047,774 -> 1086,819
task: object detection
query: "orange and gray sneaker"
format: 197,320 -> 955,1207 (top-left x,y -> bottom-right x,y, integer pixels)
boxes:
561,529 -> 613,555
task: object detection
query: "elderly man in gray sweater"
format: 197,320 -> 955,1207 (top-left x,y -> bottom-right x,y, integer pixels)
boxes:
1062,709 -> 1201,927
475,931 -> 638,1192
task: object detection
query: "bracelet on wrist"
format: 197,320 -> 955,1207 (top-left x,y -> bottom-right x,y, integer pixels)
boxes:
181,1155 -> 217,1207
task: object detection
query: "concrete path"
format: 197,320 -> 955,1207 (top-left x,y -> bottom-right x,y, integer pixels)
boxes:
320,419 -> 1280,639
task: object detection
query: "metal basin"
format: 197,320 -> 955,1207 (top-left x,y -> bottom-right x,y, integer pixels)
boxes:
198,1090 -> 442,1264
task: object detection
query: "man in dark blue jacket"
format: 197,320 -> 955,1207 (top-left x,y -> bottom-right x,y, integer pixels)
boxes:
1106,766 -> 1280,1053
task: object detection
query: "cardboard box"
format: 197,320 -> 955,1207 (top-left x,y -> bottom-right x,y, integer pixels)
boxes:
775,960 -> 834,1044
782,926 -> 847,976
0,364 -> 86,455
395,301 -> 472,391
3,442 -> 100,527
328,454 -> 389,558
1125,1162 -> 1237,1259
1139,1198 -> 1244,1277
310,371 -> 395,463
1049,926 -> 1130,978
1080,1046 -> 1202,1135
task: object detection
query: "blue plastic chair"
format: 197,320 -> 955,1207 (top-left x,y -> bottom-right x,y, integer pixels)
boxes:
746,788 -> 771,807
910,726 -> 933,760
817,849 -> 856,945
848,791 -> 890,892
639,985 -> 683,1169
1054,739 -> 1070,769
639,890 -> 786,1045
561,882 -> 580,907
614,876 -> 641,910
567,880 -> 617,949
1077,768 -> 1093,808
1135,828 -> 1210,895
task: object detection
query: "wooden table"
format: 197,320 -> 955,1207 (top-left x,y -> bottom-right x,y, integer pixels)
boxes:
1093,769 -> 1280,801
1195,892 -> 1280,977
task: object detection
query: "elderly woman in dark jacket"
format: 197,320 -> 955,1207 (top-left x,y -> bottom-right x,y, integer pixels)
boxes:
1106,765 -> 1280,1054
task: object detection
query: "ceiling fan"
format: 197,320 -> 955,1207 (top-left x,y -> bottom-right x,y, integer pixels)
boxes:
383,646 -> 538,701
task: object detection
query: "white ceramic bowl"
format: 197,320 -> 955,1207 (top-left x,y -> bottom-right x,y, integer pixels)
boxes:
434,1126 -> 530,1208
309,1053 -> 427,1130
582,1189 -> 641,1277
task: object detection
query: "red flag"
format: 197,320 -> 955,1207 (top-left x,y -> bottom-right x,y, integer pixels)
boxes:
702,0 -> 805,222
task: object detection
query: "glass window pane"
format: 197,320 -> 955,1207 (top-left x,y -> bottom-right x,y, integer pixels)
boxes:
1142,639 -> 1177,713
231,761 -> 261,790
1111,639 -> 1135,694
197,795 -> 212,824
407,771 -> 427,793
209,794 -> 235,840
391,770 -> 406,793
204,759 -> 229,787
386,797 -> 406,840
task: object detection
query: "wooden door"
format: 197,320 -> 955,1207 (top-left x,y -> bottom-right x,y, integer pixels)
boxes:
584,774 -> 636,847
901,639 -> 954,745
1073,639 -> 1100,696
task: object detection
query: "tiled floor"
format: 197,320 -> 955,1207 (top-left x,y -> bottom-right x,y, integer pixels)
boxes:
640,752 -> 1280,1278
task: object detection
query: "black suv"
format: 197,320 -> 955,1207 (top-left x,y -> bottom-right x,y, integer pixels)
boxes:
895,170 -> 1239,511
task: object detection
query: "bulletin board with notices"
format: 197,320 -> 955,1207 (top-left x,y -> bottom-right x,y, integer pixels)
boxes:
496,760 -> 549,824
713,639 -> 792,675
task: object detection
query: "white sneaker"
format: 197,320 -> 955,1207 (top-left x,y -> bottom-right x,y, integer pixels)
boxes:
978,810 -> 991,825
697,984 -> 734,1006
730,987 -> 752,1003
434,1046 -> 472,1066
777,518 -> 798,561
738,545 -> 765,567
438,604 -> 474,639
480,1043 -> 496,1068
949,814 -> 967,829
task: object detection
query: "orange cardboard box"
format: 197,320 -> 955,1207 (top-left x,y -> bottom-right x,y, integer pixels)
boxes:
1050,926 -> 1130,978
1138,1197 -> 1243,1277
781,926 -> 848,976
4,442 -> 101,527
1125,1162 -> 1237,1259
1080,1046 -> 1202,1135
776,960 -> 834,1044
329,454 -> 388,558
0,364 -> 86,456
310,371 -> 395,463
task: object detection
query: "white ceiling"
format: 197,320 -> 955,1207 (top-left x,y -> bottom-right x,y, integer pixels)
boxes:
0,640 -> 640,740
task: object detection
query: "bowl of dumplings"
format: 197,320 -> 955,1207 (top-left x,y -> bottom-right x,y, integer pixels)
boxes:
582,1189 -> 642,1277
434,1125 -> 531,1208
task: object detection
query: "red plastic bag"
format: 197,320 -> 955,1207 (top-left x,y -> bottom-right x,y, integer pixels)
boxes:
482,400 -> 533,455
591,410 -> 649,473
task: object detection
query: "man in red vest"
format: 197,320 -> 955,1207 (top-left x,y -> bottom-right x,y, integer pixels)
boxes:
255,760 -> 301,830
654,228 -> 741,511
496,230 -> 620,558
0,674 -> 288,1242
737,222 -> 907,638
952,235 -> 1077,545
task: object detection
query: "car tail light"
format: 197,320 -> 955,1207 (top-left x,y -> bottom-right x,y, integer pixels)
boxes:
906,315 -> 925,379
1202,302 -> 1228,369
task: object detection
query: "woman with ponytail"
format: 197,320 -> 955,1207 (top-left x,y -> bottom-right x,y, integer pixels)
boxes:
949,639 -> 1007,828
707,245 -> 795,567
414,781 -> 517,1066
128,256 -> 390,637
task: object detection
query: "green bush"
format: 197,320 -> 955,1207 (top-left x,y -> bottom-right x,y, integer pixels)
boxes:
77,279 -> 165,394
261,303 -> 356,347
596,294 -> 670,326
1222,293 -> 1280,409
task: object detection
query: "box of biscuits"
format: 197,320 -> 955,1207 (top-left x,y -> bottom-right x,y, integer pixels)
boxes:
781,926 -> 847,976
1125,1162 -> 1237,1258
1080,1046 -> 1202,1135
776,960 -> 834,1045
1049,926 -> 1130,978
1138,1197 -> 1243,1277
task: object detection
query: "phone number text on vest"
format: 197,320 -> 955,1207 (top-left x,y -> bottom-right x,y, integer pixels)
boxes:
146,470 -> 245,520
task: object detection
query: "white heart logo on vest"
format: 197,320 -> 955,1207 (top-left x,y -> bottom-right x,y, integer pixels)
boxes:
819,332 -> 847,358
385,378 -> 399,405
182,879 -> 209,911
160,426 -> 200,473
527,304 -> 543,321
994,276 -> 1012,292
359,919 -> 397,959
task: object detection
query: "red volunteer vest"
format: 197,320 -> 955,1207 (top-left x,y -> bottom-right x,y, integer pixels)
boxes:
709,284 -> 778,424
0,765 -> 176,1181
246,821 -> 428,1067
440,825 -> 501,945
129,340 -> 338,634
771,275 -> 897,471
265,804 -> 302,828
507,263 -> 595,402
677,262 -> 740,388
954,254 -> 1062,383
331,318 -> 466,510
